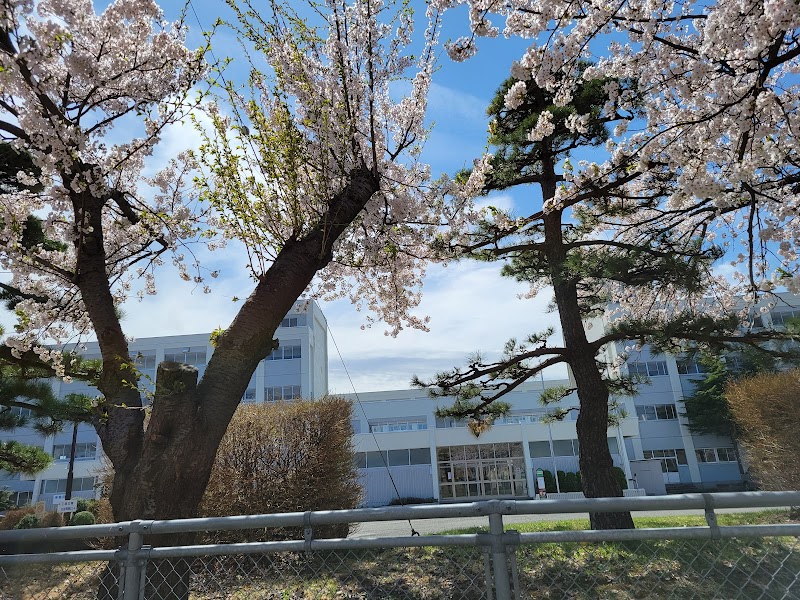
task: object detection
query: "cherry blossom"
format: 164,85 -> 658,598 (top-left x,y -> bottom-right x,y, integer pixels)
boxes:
432,0 -> 800,322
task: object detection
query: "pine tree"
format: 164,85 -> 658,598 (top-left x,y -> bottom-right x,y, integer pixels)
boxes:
419,69 -> 797,529
0,358 -> 95,475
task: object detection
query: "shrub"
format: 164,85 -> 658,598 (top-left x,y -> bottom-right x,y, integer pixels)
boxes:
613,466 -> 628,490
563,472 -> 580,493
0,507 -> 34,530
726,369 -> 800,491
542,470 -> 556,493
88,498 -> 113,524
200,396 -> 361,542
69,511 -> 96,526
576,471 -> 583,490
0,488 -> 15,511
556,470 -> 568,492
76,499 -> 95,513
14,514 -> 39,529
39,511 -> 63,528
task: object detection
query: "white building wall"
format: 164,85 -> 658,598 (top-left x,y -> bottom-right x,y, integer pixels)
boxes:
348,382 -> 644,506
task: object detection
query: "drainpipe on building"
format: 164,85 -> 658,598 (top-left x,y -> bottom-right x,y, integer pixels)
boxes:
548,423 -> 560,493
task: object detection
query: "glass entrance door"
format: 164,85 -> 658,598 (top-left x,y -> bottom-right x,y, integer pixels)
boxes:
438,443 -> 530,500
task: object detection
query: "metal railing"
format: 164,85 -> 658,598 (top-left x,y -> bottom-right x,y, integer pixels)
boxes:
0,491 -> 798,599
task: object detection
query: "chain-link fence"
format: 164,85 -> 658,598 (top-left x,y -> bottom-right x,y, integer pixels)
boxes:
0,492 -> 798,600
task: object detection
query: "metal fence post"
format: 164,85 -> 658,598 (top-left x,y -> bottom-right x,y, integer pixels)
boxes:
121,521 -> 144,599
489,511 -> 513,600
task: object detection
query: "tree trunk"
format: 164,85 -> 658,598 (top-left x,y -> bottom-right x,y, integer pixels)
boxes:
87,168 -> 380,599
539,159 -> 634,530
560,291 -> 635,530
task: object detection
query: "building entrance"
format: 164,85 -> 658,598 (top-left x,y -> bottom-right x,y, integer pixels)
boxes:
437,442 -> 529,500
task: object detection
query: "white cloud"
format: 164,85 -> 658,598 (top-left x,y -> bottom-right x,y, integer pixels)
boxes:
323,261 -> 565,393
473,192 -> 515,214
427,82 -> 489,124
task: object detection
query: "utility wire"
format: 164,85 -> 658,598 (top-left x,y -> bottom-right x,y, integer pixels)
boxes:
328,324 -> 420,536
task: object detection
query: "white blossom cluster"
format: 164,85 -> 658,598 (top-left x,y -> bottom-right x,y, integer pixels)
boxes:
0,0 -> 208,356
191,0 -> 448,336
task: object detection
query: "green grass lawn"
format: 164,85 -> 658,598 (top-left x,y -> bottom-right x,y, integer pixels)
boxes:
1,511 -> 797,599
434,508 -> 795,535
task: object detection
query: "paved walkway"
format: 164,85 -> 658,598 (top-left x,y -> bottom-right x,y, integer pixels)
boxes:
348,507 -> 774,538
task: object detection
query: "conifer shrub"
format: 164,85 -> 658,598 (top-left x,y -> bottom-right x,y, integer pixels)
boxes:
76,499 -> 95,513
69,511 -> 96,526
613,466 -> 628,490
388,497 -> 435,505
542,470 -> 557,493
14,514 -> 39,529
563,472 -> 580,492
89,498 -> 114,524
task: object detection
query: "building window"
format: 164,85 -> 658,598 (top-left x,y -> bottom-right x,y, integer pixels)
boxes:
351,418 -> 362,434
242,389 -> 256,403
635,404 -> 678,421
677,360 -> 709,375
11,491 -> 32,507
409,448 -> 432,465
369,418 -> 427,433
771,309 -> 800,327
131,351 -> 157,381
266,345 -> 301,360
643,449 -> 687,473
388,449 -> 411,466
529,441 -> 551,458
628,361 -> 669,377
264,385 -> 301,402
552,439 -> 579,457
435,416 -> 466,428
5,406 -> 33,419
696,447 -> 737,463
496,412 -> 544,425
366,451 -> 387,468
40,476 -> 96,495
281,317 -> 305,327
164,348 -> 207,366
52,442 -> 97,461
695,448 -> 717,463
355,449 -> 433,468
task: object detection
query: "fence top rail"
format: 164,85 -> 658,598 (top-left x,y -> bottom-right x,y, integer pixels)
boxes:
0,520 -> 131,543
516,522 -> 800,544
145,533 -> 485,559
0,548 -> 117,566
144,491 -> 800,534
0,491 -> 797,543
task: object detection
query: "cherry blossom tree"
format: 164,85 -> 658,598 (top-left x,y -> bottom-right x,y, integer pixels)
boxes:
0,0 -> 440,550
